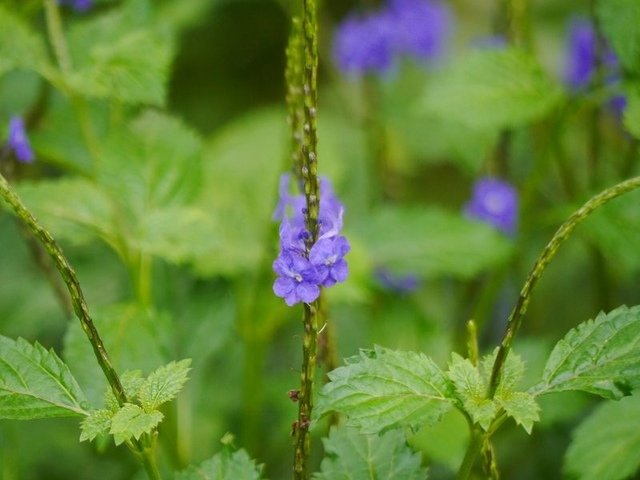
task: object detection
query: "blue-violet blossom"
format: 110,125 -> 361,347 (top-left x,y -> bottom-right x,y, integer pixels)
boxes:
7,117 -> 34,163
464,177 -> 518,236
272,175 -> 350,305
333,0 -> 451,76
374,267 -> 420,293
59,0 -> 93,12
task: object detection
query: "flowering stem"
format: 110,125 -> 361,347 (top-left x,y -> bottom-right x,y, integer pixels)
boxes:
487,175 -> 640,398
293,0 -> 320,476
0,173 -> 162,480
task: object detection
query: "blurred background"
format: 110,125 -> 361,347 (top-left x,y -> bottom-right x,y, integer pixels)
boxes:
0,0 -> 638,478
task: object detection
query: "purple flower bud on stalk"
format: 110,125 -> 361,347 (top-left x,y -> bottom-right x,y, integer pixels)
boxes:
374,267 -> 420,293
273,250 -> 321,306
309,236 -> 350,287
464,177 -> 518,236
564,19 -> 598,90
7,117 -> 34,163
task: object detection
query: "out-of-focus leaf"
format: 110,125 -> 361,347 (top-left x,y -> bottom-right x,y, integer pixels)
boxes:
421,48 -> 563,130
355,206 -> 512,280
0,6 -> 49,77
109,403 -> 163,445
597,0 -> 640,72
64,303 -> 169,406
566,392 -> 640,480
316,346 -> 453,433
533,305 -> 640,399
175,448 -> 264,480
314,426 -> 428,480
0,336 -> 88,419
623,89 -> 640,140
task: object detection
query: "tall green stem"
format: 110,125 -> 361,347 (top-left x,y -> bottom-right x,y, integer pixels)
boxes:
488,176 -> 640,398
0,173 -> 162,479
293,0 -> 320,476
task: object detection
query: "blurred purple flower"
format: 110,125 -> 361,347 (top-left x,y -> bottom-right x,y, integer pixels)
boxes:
375,267 -> 419,293
333,14 -> 396,76
7,117 -> 34,163
387,0 -> 451,61
59,0 -> 93,12
273,250 -> 321,306
333,0 -> 451,76
464,177 -> 518,236
309,236 -> 350,287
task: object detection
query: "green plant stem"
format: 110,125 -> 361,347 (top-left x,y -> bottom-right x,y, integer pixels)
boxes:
488,175 -> 640,398
293,0 -> 320,476
43,0 -> 101,166
456,427 -> 486,480
0,173 -> 163,480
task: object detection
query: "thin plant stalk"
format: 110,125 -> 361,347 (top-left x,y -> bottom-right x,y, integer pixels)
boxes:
0,173 -> 162,480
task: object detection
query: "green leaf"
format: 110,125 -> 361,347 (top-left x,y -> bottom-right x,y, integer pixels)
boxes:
597,0 -> 640,72
64,304 -> 169,406
316,346 -> 453,433
0,6 -> 49,77
355,207 -> 512,280
314,426 -> 428,480
104,370 -> 145,410
479,348 -> 526,393
80,408 -> 113,442
0,336 -> 88,419
495,391 -> 539,434
138,360 -> 191,411
109,403 -> 163,445
421,48 -> 563,130
175,448 -> 264,480
566,392 -> 640,480
447,354 -> 497,430
534,305 -> 640,399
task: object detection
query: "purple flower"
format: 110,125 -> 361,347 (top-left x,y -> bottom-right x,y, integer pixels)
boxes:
273,250 -> 321,306
387,0 -> 451,61
333,13 -> 396,76
374,267 -> 420,293
464,177 -> 518,236
7,117 -> 34,163
58,0 -> 93,12
309,236 -> 350,287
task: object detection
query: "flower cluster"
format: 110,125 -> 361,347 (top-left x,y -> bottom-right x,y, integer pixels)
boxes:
333,0 -> 451,76
273,175 -> 350,306
464,177 -> 518,236
7,117 -> 34,164
58,0 -> 93,12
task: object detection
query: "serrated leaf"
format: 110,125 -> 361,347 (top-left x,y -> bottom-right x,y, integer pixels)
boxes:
447,354 -> 497,430
422,48 -> 563,130
313,426 -> 428,480
0,6 -> 49,77
533,305 -> 640,399
495,391 -> 539,434
597,0 -> 640,72
80,408 -> 113,442
139,360 -> 191,411
110,403 -> 163,446
355,207 -> 512,280
316,346 -> 453,434
480,348 -> 525,393
104,370 -> 145,410
175,448 -> 264,480
566,392 -> 640,480
0,336 -> 88,419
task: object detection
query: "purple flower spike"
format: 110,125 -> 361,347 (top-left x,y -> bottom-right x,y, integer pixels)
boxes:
387,0 -> 451,61
333,13 -> 396,76
375,267 -> 420,293
7,117 -> 34,163
309,236 -> 350,287
273,250 -> 321,306
464,177 -> 518,236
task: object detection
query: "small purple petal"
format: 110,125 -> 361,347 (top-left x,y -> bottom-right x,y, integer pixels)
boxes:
7,117 -> 34,163
273,277 -> 295,297
296,282 -> 321,304
330,259 -> 349,283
